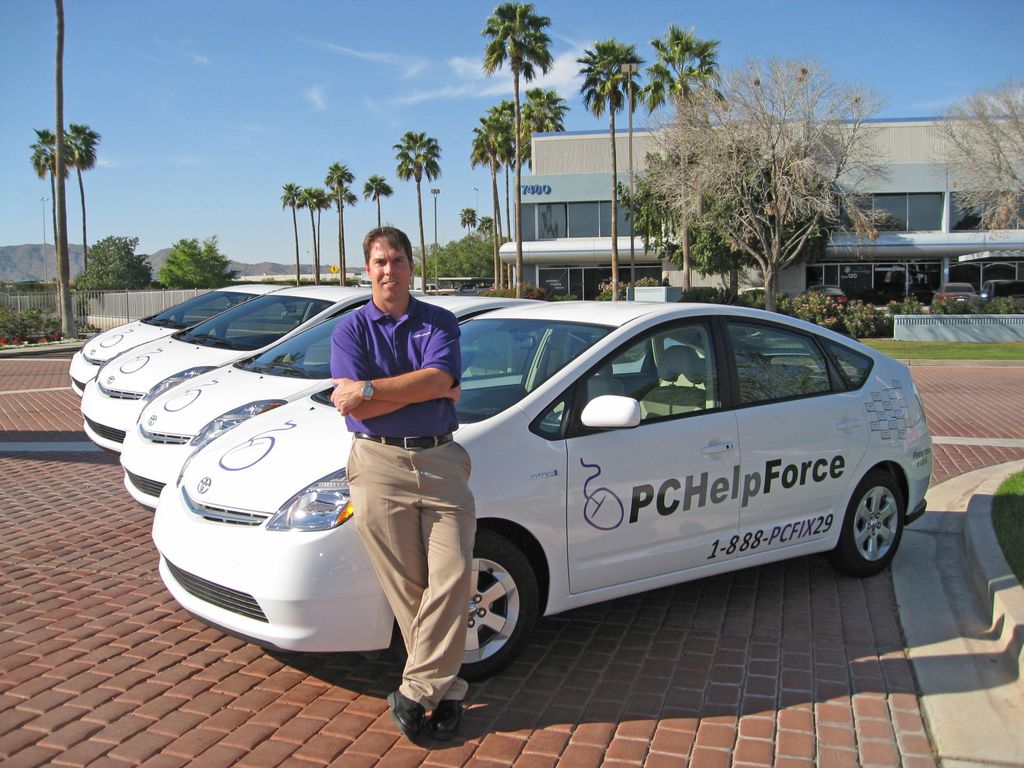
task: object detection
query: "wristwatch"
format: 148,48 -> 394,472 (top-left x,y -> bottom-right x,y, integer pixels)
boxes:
362,380 -> 374,400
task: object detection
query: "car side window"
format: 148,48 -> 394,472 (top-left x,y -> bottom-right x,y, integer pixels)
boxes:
822,339 -> 873,390
728,322 -> 831,405
580,322 -> 718,424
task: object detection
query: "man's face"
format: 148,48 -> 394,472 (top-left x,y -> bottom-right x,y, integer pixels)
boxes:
366,239 -> 413,304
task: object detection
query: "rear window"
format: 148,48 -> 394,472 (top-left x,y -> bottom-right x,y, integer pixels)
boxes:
823,339 -> 874,390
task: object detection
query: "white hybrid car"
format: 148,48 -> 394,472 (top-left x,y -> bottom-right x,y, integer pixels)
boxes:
81,286 -> 371,452
153,301 -> 932,680
69,284 -> 281,395
120,295 -> 529,507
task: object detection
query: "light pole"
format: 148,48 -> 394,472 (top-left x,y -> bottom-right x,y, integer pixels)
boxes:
621,62 -> 638,299
430,188 -> 440,292
40,196 -> 50,284
473,186 -> 479,214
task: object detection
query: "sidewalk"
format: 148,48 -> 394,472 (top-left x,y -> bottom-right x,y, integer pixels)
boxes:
895,459 -> 1024,767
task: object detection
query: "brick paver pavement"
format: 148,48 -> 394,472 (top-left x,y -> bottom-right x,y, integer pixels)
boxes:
1,358 -> 1021,768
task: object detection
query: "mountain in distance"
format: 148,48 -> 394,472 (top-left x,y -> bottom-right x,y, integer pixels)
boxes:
0,244 -> 303,283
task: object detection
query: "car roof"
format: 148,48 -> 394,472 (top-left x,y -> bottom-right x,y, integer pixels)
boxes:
221,284 -> 283,295
266,285 -> 372,300
460,300 -> 793,328
416,295 -> 537,313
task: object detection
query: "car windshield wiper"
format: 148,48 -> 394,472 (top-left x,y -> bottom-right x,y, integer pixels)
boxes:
150,318 -> 189,329
183,332 -> 236,349
247,361 -> 310,377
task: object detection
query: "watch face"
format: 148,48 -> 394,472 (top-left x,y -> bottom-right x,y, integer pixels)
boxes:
362,382 -> 373,398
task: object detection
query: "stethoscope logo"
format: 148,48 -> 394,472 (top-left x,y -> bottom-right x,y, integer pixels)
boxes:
163,380 -> 219,412
581,458 -> 624,530
218,420 -> 298,471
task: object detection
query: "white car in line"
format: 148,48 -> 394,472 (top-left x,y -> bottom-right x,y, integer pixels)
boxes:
120,295 -> 531,507
81,286 -> 371,453
152,301 -> 933,680
69,284 -> 281,395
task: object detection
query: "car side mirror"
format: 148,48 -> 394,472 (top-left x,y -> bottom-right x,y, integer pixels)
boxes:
581,395 -> 642,429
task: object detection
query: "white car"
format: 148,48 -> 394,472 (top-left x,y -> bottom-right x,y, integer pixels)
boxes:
69,284 -> 281,395
152,301 -> 932,680
120,295 -> 530,507
81,286 -> 371,452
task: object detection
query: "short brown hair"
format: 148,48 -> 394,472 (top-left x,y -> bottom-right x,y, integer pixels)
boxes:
363,227 -> 413,264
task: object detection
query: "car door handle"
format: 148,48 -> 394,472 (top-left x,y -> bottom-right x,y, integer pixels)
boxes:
836,417 -> 862,431
702,441 -> 736,456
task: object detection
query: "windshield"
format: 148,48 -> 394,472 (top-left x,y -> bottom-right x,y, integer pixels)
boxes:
143,289 -> 257,329
456,318 -> 612,423
236,313 -> 350,379
174,294 -> 334,351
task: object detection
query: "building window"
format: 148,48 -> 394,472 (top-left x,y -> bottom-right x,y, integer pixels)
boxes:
873,194 -> 908,230
568,202 -> 600,237
907,193 -> 943,230
521,203 -> 537,241
538,203 -> 567,239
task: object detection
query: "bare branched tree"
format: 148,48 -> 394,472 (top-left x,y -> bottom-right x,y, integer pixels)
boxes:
940,81 -> 1024,230
649,59 -> 881,311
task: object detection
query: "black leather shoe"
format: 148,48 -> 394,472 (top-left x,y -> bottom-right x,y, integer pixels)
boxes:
426,699 -> 463,740
387,691 -> 424,741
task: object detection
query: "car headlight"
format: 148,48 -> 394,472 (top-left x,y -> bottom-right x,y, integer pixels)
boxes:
266,469 -> 354,532
143,366 -> 216,403
190,400 -> 287,451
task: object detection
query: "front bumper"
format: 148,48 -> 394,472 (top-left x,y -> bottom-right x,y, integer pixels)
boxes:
152,486 -> 394,653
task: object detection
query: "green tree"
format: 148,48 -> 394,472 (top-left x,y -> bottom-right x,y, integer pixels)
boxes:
578,39 -> 643,302
471,112 -> 506,287
325,163 -> 357,284
29,128 -> 67,275
460,207 -> 478,232
66,123 -> 101,270
394,131 -> 442,286
645,25 -> 721,290
482,2 -> 553,297
74,235 -> 151,290
159,236 -> 237,289
427,231 -> 496,281
362,174 -> 394,228
298,187 -> 329,284
281,183 -> 302,285
521,87 -> 568,168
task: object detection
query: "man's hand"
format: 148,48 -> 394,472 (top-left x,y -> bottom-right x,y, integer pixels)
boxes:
330,377 -> 364,416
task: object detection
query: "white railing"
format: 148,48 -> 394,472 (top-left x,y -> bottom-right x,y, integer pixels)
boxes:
893,314 -> 1024,342
0,289 -> 208,331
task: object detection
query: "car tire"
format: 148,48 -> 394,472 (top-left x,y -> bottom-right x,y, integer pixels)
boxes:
828,469 -> 905,577
460,529 -> 539,681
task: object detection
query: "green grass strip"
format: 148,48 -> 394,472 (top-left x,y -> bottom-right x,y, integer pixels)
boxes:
993,471 -> 1024,583
859,340 -> 1024,360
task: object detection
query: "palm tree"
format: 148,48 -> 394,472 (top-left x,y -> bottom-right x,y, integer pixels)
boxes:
471,113 -> 506,288
482,2 -> 553,298
66,123 -> 101,270
298,187 -> 322,284
646,26 -> 721,291
578,39 -> 643,302
394,131 -> 442,288
490,100 -> 515,244
313,187 -> 332,282
521,87 -> 568,169
281,183 -> 303,285
460,208 -> 479,232
362,174 -> 394,228
30,129 -> 64,266
325,163 -> 357,285
53,0 -> 74,336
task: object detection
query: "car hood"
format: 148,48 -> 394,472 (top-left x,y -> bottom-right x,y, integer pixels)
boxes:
97,336 -> 247,395
139,365 -> 330,436
84,321 -> 173,362
177,394 -> 358,513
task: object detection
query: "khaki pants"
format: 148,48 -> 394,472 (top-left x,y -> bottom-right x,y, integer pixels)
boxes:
347,437 -> 476,709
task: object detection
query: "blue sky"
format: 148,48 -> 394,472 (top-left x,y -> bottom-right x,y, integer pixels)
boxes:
2,0 -> 1021,271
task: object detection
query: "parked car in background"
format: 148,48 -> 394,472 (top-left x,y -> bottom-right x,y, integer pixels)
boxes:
808,285 -> 848,304
979,279 -> 1024,302
80,286 -> 370,452
932,282 -> 979,307
69,285 -> 281,395
119,295 -> 530,508
153,301 -> 932,680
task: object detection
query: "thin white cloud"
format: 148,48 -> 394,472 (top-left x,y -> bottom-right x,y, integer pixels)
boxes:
305,85 -> 328,111
300,37 -> 429,80
188,51 -> 210,66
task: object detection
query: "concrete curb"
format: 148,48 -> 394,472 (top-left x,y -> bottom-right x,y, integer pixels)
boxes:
0,340 -> 85,359
964,460 -> 1024,680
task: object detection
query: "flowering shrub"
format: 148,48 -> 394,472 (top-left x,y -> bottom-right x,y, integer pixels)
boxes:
930,297 -> 976,315
778,293 -> 844,332
481,283 -> 550,300
842,300 -> 891,338
887,296 -> 925,316
985,297 -> 1024,314
0,308 -> 62,346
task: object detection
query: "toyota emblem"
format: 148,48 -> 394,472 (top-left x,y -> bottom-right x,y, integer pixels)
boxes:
106,375 -> 115,385
147,414 -> 158,426
197,477 -> 212,494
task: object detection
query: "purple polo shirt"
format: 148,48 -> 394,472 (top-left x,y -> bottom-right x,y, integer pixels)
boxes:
329,296 -> 461,438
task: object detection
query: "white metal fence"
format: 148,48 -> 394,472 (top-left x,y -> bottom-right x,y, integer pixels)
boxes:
0,289 -> 209,332
893,314 -> 1024,342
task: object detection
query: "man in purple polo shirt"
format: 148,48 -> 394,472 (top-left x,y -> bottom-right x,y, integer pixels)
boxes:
329,226 -> 475,743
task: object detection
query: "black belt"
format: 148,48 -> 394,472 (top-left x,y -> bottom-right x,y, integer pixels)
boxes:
353,432 -> 453,449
